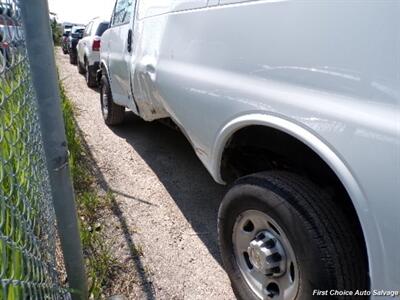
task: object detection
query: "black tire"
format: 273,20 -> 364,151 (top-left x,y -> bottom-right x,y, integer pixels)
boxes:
62,48 -> 68,55
85,61 -> 97,88
100,74 -> 125,126
69,52 -> 77,65
218,171 -> 368,300
77,59 -> 85,74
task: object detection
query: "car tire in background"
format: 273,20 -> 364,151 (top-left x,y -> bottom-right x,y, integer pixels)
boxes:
77,59 -> 85,74
100,74 -> 125,126
218,171 -> 369,300
69,51 -> 77,65
85,60 -> 97,88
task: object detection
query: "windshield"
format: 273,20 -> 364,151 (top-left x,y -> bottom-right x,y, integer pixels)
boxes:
71,27 -> 84,33
96,22 -> 109,37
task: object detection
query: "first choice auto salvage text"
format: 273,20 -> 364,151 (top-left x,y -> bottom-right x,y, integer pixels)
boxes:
313,290 -> 400,297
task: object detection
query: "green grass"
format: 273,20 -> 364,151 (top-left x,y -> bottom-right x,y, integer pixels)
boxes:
60,84 -> 118,299
0,62 -> 41,299
0,61 -> 118,299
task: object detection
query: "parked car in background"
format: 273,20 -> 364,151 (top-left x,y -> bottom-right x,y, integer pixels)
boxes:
62,23 -> 73,32
68,25 -> 84,65
77,18 -> 109,87
0,6 -> 22,68
61,30 -> 71,54
61,23 -> 83,55
100,1 -> 399,299
0,15 -> 11,68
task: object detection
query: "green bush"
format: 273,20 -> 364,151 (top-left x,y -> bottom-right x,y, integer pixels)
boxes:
51,18 -> 62,46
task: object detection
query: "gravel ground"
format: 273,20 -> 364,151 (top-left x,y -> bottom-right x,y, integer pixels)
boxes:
55,49 -> 236,300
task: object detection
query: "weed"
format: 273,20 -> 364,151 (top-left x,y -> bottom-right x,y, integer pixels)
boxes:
60,83 -> 118,299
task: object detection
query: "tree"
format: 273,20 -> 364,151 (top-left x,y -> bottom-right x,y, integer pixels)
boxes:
50,15 -> 62,46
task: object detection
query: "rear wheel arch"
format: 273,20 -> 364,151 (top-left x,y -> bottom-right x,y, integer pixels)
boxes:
99,61 -> 109,76
98,61 -> 109,84
214,113 -> 378,285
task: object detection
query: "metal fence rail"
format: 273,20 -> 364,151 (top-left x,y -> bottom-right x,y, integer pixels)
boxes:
0,0 -> 85,299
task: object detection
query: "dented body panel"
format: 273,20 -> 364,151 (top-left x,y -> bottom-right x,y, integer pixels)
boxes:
100,0 -> 400,294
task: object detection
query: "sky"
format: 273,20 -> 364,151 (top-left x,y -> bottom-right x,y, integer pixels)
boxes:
48,0 -> 115,24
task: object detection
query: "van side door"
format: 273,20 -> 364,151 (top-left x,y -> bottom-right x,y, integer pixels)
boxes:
219,0 -> 253,4
108,0 -> 135,106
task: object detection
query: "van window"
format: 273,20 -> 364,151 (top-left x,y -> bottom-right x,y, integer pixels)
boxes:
112,0 -> 133,26
96,22 -> 109,36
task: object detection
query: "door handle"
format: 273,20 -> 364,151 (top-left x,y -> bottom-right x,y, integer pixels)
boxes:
127,29 -> 132,53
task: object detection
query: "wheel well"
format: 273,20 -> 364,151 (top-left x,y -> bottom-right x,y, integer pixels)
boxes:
98,62 -> 107,82
100,62 -> 108,74
221,125 -> 369,280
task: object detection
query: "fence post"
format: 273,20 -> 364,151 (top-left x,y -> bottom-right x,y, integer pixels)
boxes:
19,1 -> 88,299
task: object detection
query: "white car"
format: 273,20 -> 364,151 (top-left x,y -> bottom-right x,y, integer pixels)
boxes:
77,18 -> 109,87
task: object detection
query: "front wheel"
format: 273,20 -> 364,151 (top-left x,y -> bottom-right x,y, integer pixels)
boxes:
218,171 -> 368,300
100,74 -> 125,126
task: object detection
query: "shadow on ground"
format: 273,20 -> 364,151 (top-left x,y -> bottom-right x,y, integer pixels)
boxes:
76,121 -> 156,300
76,110 -> 227,298
110,112 -> 227,266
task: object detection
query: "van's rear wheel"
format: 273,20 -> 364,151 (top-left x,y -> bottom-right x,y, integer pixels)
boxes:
100,75 -> 125,126
218,171 -> 368,300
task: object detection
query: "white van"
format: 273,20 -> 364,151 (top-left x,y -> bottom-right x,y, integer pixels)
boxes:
99,1 -> 400,299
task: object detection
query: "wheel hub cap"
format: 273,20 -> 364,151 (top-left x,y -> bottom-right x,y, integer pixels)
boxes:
233,210 -> 299,300
248,231 -> 286,277
101,85 -> 109,118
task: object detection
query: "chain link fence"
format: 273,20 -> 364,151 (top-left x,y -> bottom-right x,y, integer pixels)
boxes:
0,0 -> 74,298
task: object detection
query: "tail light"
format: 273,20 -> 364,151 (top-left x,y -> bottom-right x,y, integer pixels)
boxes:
92,38 -> 101,51
0,41 -> 9,49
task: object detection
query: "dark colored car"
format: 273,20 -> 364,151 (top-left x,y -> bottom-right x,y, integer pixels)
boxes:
0,33 -> 10,69
0,15 -> 22,69
68,26 -> 84,65
61,30 -> 71,54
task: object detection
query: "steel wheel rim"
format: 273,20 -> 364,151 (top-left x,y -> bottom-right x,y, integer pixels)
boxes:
101,84 -> 109,119
85,62 -> 89,82
233,210 -> 299,300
